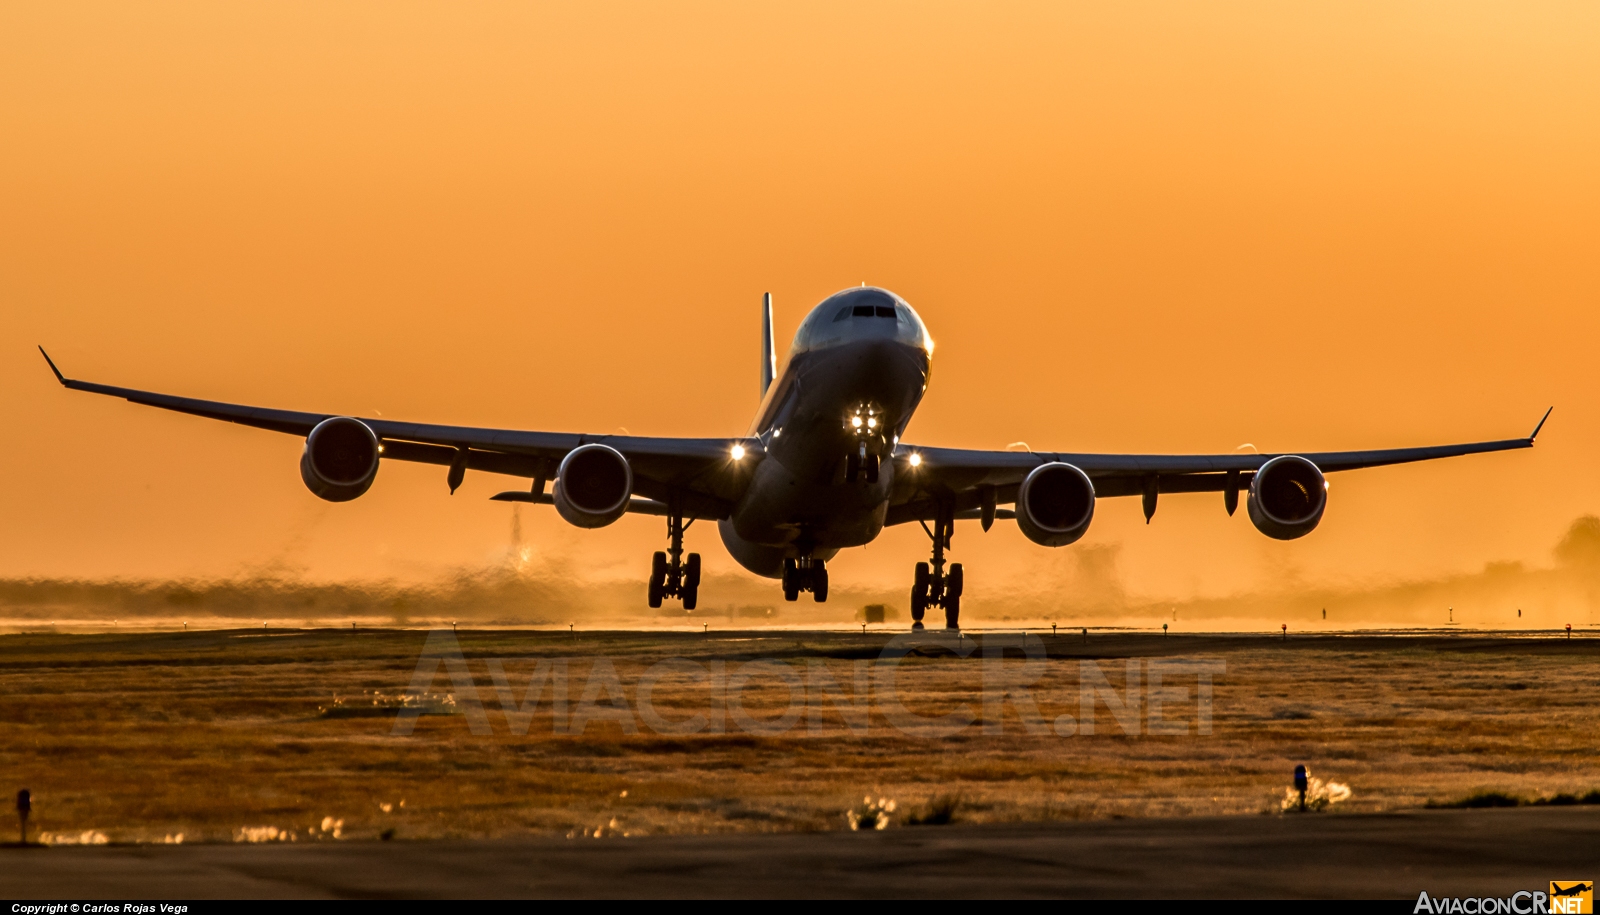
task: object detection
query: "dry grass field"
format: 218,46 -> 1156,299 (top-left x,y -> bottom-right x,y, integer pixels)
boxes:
1,627 -> 1597,845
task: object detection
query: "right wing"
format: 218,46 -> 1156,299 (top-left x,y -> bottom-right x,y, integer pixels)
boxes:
41,348 -> 755,519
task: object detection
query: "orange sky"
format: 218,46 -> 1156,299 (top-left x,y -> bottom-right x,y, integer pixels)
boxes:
1,1 -> 1597,606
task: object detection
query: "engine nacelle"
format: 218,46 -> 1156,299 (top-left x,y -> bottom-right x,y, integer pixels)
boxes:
553,444 -> 633,528
1247,455 -> 1327,540
300,416 -> 381,502
1015,462 -> 1096,547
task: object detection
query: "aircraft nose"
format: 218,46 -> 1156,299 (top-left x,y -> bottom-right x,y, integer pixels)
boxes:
848,338 -> 929,402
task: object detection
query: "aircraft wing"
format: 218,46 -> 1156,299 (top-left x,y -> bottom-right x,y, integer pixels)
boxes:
885,410 -> 1550,525
40,349 -> 752,518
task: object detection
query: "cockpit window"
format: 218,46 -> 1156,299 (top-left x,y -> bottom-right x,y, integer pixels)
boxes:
832,298 -> 904,323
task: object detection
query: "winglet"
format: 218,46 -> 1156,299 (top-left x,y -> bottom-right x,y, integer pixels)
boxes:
38,346 -> 66,385
1531,406 -> 1554,441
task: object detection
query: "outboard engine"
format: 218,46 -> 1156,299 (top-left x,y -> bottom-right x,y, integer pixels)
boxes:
553,444 -> 633,528
300,417 -> 381,502
1247,455 -> 1327,540
1015,462 -> 1096,547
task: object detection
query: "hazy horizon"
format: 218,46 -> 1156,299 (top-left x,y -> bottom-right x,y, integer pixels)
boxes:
8,513 -> 1598,634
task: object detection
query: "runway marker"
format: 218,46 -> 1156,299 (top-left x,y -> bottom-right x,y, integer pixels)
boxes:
16,789 -> 29,845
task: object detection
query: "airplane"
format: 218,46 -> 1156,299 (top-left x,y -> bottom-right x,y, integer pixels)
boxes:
39,286 -> 1550,630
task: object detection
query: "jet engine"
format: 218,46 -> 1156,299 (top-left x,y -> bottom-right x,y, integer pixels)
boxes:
553,444 -> 633,528
300,416 -> 381,502
1247,455 -> 1327,540
1015,462 -> 1096,547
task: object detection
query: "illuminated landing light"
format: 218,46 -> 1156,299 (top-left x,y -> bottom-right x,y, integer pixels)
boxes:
867,417 -> 877,429
851,416 -> 863,429
731,444 -> 746,461
908,453 -> 922,468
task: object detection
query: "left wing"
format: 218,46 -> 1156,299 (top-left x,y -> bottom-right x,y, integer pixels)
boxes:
40,348 -> 754,518
885,409 -> 1550,525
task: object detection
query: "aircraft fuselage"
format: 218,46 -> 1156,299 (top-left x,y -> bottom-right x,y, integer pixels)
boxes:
719,287 -> 932,577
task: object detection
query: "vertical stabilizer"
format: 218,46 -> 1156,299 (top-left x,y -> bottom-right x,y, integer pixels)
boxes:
761,292 -> 776,398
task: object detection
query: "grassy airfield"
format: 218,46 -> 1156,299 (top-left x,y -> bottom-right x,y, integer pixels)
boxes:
1,628 -> 1597,844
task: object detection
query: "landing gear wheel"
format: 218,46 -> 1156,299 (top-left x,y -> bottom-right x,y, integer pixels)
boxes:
947,563 -> 964,599
944,596 -> 960,630
679,552 -> 700,609
864,453 -> 880,484
812,565 -> 829,603
782,558 -> 799,602
648,551 -> 668,608
910,561 -> 928,625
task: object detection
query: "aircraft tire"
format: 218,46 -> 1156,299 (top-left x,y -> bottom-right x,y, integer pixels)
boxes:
782,558 -> 799,601
647,579 -> 663,609
812,565 -> 829,602
948,563 -> 964,599
685,553 -> 702,589
683,584 -> 698,611
944,595 -> 960,630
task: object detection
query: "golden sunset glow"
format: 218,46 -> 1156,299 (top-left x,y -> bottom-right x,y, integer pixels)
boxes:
2,2 -> 1597,619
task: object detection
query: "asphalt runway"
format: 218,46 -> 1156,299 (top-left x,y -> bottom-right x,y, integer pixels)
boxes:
3,806 -> 1595,899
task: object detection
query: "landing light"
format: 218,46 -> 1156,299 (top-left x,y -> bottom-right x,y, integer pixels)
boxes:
851,416 -> 863,429
867,417 -> 877,429
908,453 -> 922,468
731,444 -> 746,461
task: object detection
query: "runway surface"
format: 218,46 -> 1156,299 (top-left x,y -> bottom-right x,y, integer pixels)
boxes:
3,806 -> 1595,898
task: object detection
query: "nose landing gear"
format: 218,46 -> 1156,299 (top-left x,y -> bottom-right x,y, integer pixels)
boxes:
781,557 -> 829,602
845,445 -> 881,484
910,505 -> 963,630
647,510 -> 700,610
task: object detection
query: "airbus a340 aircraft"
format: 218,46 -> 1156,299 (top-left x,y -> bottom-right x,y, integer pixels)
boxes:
42,287 -> 1549,629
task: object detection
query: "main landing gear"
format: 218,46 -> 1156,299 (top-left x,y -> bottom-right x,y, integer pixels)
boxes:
910,505 -> 963,630
648,510 -> 700,610
781,557 -> 828,603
